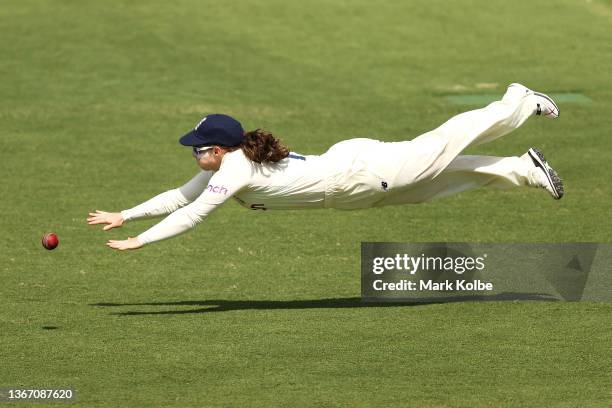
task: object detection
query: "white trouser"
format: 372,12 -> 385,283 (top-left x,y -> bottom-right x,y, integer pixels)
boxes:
326,85 -> 539,209
375,155 -> 531,206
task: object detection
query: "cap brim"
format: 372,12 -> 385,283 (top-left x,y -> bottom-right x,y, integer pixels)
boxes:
179,130 -> 203,146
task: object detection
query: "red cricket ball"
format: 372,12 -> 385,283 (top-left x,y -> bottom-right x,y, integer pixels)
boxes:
42,233 -> 59,250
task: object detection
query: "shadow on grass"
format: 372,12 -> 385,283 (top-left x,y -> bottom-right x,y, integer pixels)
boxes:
91,293 -> 557,316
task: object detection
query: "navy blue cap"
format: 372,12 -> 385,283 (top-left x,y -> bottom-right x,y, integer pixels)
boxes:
179,114 -> 245,147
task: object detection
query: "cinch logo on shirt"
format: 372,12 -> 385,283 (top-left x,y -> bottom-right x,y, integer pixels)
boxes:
206,184 -> 229,195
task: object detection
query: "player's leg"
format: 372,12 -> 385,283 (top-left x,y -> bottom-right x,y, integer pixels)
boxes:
377,155 -> 531,205
388,83 -> 559,186
375,149 -> 563,206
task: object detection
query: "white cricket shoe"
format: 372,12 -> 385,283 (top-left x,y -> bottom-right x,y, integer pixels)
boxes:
533,91 -> 560,118
522,148 -> 564,199
507,83 -> 560,118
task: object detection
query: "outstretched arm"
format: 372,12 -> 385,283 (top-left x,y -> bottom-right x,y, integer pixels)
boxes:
100,192 -> 226,251
106,152 -> 252,250
87,210 -> 124,231
120,170 -> 214,221
87,170 -> 213,231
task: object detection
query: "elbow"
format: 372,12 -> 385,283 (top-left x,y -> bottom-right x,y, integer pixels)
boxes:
178,186 -> 199,203
163,189 -> 191,213
185,213 -> 205,228
175,188 -> 191,206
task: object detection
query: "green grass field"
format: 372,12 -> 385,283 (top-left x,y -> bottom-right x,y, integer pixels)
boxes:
2,0 -> 612,406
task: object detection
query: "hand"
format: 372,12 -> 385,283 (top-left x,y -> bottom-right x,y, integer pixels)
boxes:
87,210 -> 124,231
107,237 -> 143,251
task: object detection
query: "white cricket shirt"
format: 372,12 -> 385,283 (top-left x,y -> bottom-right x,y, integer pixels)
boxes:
121,138 -> 396,244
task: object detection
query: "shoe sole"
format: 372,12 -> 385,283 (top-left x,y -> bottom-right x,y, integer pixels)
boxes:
528,148 -> 564,199
534,91 -> 560,118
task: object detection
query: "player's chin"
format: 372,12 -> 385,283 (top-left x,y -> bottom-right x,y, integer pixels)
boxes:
197,161 -> 212,171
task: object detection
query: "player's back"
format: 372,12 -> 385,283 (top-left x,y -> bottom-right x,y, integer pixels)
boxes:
231,150 -> 329,210
230,139 -> 387,210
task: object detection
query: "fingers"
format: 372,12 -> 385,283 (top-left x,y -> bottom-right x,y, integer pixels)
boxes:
87,218 -> 107,225
87,211 -> 117,227
106,240 -> 125,250
87,210 -> 107,218
106,239 -> 139,251
103,224 -> 113,231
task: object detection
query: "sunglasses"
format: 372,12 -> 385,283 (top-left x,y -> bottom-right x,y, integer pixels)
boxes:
192,146 -> 214,158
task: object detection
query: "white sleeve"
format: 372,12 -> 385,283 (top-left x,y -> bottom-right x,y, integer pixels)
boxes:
136,153 -> 252,245
120,171 -> 213,221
